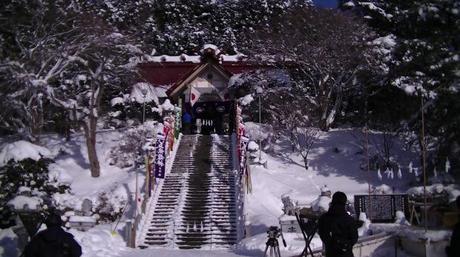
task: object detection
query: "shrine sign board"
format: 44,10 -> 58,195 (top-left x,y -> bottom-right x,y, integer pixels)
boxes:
354,194 -> 410,223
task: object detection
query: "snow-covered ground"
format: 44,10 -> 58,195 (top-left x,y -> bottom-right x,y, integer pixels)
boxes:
0,127 -> 455,257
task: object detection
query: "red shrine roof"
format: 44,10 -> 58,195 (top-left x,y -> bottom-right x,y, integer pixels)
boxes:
139,61 -> 266,86
138,46 -> 270,97
139,62 -> 198,86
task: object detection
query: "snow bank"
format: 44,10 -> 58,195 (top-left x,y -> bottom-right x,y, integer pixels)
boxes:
0,228 -> 19,257
71,225 -> 127,257
0,140 -> 52,165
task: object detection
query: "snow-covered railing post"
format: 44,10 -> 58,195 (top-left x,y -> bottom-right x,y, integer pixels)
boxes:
231,131 -> 246,242
172,219 -> 176,248
231,132 -> 238,171
235,169 -> 245,242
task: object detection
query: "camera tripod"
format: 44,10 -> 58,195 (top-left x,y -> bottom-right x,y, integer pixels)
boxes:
264,236 -> 282,257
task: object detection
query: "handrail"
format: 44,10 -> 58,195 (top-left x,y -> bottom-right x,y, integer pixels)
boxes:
132,133 -> 182,248
231,132 -> 245,242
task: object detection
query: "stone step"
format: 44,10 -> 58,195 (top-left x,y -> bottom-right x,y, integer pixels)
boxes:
143,241 -> 168,246
145,226 -> 169,231
154,206 -> 177,210
175,228 -> 236,233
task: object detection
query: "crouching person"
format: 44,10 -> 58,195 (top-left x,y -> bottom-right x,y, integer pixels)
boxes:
23,212 -> 82,257
446,196 -> 460,257
318,191 -> 358,257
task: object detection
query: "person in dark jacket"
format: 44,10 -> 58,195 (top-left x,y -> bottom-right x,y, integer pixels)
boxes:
23,212 -> 82,257
446,196 -> 460,257
318,191 -> 358,257
182,110 -> 192,134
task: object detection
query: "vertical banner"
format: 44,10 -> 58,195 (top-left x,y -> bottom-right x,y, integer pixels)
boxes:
168,123 -> 175,153
175,99 -> 182,139
240,136 -> 249,175
154,134 -> 166,179
163,118 -> 173,156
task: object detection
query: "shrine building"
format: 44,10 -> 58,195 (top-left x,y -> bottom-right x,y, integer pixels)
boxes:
138,44 -> 262,135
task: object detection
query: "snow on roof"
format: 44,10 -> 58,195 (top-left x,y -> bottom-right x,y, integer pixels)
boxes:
146,54 -> 246,64
8,195 -> 43,210
201,43 -> 221,56
0,140 -> 52,165
220,54 -> 246,62
147,54 -> 201,63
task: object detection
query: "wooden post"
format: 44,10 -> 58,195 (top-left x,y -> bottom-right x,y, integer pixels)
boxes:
364,126 -> 372,221
421,94 -> 428,232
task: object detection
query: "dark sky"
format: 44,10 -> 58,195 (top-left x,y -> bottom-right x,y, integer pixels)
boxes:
313,0 -> 338,8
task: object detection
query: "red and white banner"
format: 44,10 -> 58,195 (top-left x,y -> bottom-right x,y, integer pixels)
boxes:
190,86 -> 201,107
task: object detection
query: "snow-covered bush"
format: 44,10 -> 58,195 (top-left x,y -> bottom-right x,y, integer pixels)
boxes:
92,192 -> 126,223
0,158 -> 70,229
109,123 -> 157,168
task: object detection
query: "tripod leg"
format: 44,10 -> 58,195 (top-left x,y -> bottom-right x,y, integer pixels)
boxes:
276,246 -> 281,257
264,244 -> 270,257
299,247 -> 306,257
308,246 -> 313,257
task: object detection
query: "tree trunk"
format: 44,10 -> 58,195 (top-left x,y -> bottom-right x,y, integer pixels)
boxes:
303,156 -> 309,171
30,106 -> 43,143
83,115 -> 100,177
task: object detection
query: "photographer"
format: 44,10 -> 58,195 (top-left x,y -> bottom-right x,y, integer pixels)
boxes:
23,212 -> 82,257
318,192 -> 358,257
446,196 -> 460,257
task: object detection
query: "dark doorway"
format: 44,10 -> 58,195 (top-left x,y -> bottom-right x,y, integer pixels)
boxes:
191,101 -> 233,135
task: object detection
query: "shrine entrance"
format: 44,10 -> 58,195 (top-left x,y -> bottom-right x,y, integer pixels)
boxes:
140,44 -> 262,135
191,100 -> 234,135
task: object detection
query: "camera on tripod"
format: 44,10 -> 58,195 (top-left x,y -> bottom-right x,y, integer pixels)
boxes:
267,226 -> 281,239
264,226 -> 287,257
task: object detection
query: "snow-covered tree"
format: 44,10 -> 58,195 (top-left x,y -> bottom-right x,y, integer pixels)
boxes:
0,1 -> 83,140
46,18 -> 141,177
244,7 -> 383,131
345,0 -> 460,176
1,2 -> 141,177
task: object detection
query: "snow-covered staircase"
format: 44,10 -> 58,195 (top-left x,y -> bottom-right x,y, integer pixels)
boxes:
139,134 -> 238,249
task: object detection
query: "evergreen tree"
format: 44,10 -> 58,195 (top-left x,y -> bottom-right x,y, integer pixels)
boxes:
342,0 -> 460,175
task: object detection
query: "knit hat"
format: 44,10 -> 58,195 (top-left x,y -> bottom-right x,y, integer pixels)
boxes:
331,191 -> 348,205
45,212 -> 63,228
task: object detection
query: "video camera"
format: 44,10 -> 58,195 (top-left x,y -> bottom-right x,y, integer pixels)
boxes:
266,226 -> 287,247
267,226 -> 282,239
